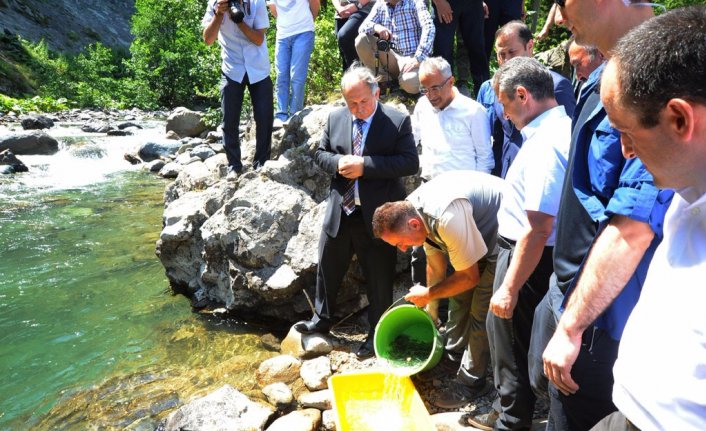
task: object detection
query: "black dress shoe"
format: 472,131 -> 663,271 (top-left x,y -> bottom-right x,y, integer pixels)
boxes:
355,338 -> 375,359
293,319 -> 330,335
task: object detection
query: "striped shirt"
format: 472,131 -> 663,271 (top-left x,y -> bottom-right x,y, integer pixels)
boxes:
359,0 -> 435,61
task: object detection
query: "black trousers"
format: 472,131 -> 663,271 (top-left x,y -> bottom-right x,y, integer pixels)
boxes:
221,73 -> 273,171
432,0 -> 489,96
488,235 -> 553,430
313,208 -> 396,333
483,0 -> 523,59
334,6 -> 371,73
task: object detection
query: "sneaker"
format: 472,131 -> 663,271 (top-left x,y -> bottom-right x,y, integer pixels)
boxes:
466,409 -> 499,431
431,379 -> 493,409
226,165 -> 242,180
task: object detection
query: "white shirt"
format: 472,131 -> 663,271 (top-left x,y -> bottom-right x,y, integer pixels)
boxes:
613,189 -> 706,431
412,88 -> 493,179
497,106 -> 571,244
272,0 -> 314,39
202,0 -> 271,84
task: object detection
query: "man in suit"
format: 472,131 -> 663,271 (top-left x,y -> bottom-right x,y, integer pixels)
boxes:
294,63 -> 419,359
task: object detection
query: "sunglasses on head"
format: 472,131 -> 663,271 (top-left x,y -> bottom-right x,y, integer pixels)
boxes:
554,0 -> 665,11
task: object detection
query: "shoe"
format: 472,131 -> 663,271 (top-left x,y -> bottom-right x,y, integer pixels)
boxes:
226,165 -> 242,180
466,410 -> 499,431
432,379 -> 493,409
273,118 -> 285,129
293,319 -> 330,335
355,336 -> 375,359
414,356 -> 459,382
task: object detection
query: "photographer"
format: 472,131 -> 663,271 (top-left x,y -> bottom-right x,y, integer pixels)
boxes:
355,0 -> 435,95
203,0 -> 273,175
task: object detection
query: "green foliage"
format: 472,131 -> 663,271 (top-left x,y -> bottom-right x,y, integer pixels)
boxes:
0,94 -> 68,114
305,9 -> 343,103
128,0 -> 221,108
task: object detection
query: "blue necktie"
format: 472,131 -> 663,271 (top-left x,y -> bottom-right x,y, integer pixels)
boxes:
342,119 -> 365,215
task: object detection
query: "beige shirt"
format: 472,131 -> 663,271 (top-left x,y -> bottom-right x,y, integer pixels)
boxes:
423,199 -> 488,271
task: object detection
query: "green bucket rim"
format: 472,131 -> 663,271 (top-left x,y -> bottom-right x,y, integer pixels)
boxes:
373,304 -> 444,375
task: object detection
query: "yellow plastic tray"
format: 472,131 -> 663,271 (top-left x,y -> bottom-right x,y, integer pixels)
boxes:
328,371 -> 434,431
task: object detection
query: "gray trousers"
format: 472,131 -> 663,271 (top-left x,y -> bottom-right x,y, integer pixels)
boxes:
445,255 -> 495,387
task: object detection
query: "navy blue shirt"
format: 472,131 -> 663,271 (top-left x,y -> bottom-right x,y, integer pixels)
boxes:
477,70 -> 576,178
554,65 -> 674,340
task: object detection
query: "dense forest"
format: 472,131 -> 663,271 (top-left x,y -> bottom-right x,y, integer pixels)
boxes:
0,0 -> 701,116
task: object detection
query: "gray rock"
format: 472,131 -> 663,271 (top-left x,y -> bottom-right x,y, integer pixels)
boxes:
262,382 -> 293,408
209,143 -> 225,153
20,114 -> 54,130
205,131 -> 222,143
67,143 -> 107,159
158,162 -> 183,179
175,152 -> 200,165
159,384 -> 274,431
146,159 -> 166,173
256,355 -> 302,387
298,390 -> 332,410
166,107 -> 207,138
124,153 -> 142,165
281,327 -> 333,360
322,410 -> 336,431
106,129 -> 132,136
191,144 -> 216,161
117,121 -> 142,130
0,149 -> 28,173
138,140 -> 182,162
81,120 -> 113,133
300,357 -> 331,391
1,165 -> 15,175
266,409 -> 321,431
165,130 -> 181,140
0,130 -> 60,155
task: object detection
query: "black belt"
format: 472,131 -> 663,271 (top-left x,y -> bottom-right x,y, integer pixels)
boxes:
498,235 -> 516,247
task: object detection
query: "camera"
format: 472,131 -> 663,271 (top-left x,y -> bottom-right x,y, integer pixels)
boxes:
376,38 -> 394,52
228,0 -> 249,23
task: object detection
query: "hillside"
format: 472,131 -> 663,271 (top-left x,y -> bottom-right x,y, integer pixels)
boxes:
0,0 -> 135,53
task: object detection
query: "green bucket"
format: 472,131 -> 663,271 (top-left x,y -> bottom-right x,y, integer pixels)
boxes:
374,304 -> 444,375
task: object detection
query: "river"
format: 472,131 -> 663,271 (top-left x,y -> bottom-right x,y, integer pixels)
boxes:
0,120 -> 274,430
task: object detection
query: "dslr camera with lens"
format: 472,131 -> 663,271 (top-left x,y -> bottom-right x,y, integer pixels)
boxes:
376,38 -> 394,52
228,0 -> 250,23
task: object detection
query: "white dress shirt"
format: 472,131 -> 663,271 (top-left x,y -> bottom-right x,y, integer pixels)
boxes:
613,188 -> 706,431
412,88 -> 493,179
497,106 -> 571,244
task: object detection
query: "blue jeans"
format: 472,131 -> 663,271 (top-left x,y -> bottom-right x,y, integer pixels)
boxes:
275,31 -> 314,121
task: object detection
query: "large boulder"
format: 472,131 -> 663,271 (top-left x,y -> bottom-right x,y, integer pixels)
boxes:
156,103 -> 413,323
166,107 -> 207,138
21,114 -> 54,130
138,140 -> 183,162
0,149 -> 29,174
0,131 -> 60,155
158,385 -> 274,431
81,120 -> 113,133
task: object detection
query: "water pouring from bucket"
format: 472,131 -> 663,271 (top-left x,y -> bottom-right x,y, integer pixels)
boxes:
373,304 -> 444,375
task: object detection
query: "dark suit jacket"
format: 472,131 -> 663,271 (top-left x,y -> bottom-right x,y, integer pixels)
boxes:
315,103 -> 419,237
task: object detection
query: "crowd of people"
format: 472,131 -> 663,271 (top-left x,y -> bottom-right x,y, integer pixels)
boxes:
202,1 -> 706,430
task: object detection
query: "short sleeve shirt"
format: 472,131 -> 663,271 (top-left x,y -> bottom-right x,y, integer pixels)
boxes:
202,0 -> 270,83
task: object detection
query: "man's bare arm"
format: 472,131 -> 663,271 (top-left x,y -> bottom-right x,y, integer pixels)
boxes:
543,215 -> 655,395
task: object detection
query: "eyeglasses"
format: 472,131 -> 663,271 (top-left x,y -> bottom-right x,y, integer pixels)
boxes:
420,76 -> 451,95
555,0 -> 665,12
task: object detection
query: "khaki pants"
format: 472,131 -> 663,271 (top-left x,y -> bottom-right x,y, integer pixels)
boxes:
354,33 -> 420,95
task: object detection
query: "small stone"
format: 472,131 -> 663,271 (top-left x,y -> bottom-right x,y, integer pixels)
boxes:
256,355 -> 301,387
322,409 -> 336,431
266,408 -> 321,431
300,356 -> 331,391
298,389 -> 332,410
262,382 -> 293,408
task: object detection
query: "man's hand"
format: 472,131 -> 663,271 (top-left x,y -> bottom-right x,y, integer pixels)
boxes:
401,59 -> 420,74
483,2 -> 489,18
215,0 -> 229,16
543,325 -> 581,395
405,284 -> 432,307
434,0 -> 453,24
337,3 -> 357,18
489,284 -> 518,319
374,24 -> 392,41
337,155 -> 364,179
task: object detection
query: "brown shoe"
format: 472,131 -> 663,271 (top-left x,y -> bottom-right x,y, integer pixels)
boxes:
466,410 -> 499,431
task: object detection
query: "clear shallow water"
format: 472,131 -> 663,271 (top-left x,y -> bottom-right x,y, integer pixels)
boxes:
0,126 -> 273,430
